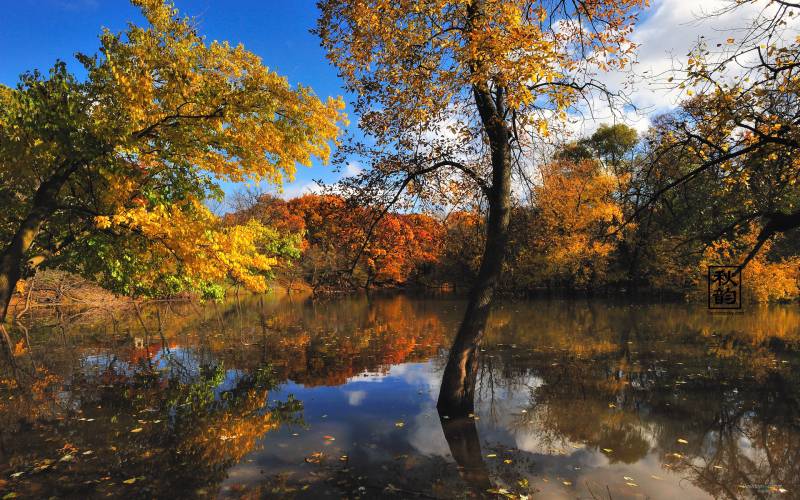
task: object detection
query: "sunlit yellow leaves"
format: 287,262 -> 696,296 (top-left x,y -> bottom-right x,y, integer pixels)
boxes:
318,0 -> 646,136
0,0 -> 346,302
534,159 -> 626,287
95,196 -> 281,294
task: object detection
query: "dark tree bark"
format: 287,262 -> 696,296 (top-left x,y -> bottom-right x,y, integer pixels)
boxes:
437,84 -> 512,415
0,165 -> 75,323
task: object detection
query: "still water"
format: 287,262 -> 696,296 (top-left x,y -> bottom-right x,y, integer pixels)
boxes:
1,295 -> 798,499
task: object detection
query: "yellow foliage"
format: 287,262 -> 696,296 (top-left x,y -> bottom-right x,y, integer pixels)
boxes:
699,226 -> 800,303
535,160 -> 626,286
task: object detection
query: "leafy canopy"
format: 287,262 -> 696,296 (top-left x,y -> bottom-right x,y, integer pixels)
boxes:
0,0 -> 345,298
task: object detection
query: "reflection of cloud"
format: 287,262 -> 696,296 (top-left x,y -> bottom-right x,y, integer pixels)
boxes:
344,390 -> 367,406
389,362 -> 441,400
408,410 -> 451,457
344,371 -> 389,383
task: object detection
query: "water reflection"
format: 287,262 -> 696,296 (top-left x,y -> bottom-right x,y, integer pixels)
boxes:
1,295 -> 798,498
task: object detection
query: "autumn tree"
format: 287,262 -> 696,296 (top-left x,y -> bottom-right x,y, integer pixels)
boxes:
0,0 -> 344,321
637,1 -> 800,270
534,157 -> 625,288
317,0 -> 647,412
231,193 -> 443,291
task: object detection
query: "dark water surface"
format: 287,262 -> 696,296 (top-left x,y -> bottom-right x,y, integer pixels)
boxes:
1,295 -> 799,499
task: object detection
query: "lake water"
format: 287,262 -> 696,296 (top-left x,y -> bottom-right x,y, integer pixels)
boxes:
1,295 -> 798,498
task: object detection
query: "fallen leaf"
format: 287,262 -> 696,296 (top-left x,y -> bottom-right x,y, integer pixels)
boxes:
130,428 -> 143,433
123,478 -> 137,485
677,438 -> 688,444
486,453 -> 497,458
395,422 -> 405,428
562,481 -> 572,486
305,452 -> 324,464
503,459 -> 513,464
626,482 -> 638,487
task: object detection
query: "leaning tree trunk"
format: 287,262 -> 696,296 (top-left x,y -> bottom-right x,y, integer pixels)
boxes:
0,166 -> 74,323
437,86 -> 512,416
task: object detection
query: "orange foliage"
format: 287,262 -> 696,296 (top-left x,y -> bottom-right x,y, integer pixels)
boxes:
234,194 -> 444,289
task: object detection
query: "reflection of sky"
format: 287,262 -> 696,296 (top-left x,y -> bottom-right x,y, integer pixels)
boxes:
80,346 -> 247,401
221,361 -> 715,499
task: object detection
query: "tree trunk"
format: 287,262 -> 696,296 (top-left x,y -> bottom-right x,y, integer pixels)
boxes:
0,166 -> 74,322
437,85 -> 512,415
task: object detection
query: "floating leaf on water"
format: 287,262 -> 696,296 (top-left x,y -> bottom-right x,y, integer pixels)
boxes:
562,481 -> 572,486
503,459 -> 513,464
323,435 -> 335,441
2,493 -> 18,499
624,476 -> 634,481
305,452 -> 324,464
487,488 -> 510,495
626,482 -> 638,487
602,448 -> 613,453
130,428 -> 143,433
395,422 -> 404,428
486,453 -> 497,458
122,478 -> 137,485
677,438 -> 688,444
59,454 -> 74,462
9,472 -> 24,478
339,455 -> 348,461
651,475 -> 664,480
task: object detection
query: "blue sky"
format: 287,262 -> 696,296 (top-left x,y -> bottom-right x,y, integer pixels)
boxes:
1,0 -> 769,207
0,0 -> 353,205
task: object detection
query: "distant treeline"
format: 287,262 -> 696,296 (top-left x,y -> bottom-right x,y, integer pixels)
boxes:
228,123 -> 800,303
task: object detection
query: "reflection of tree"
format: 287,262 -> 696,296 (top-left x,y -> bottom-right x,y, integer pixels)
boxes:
439,414 -> 493,496
0,361 -> 301,498
217,295 -> 454,386
472,317 -> 800,498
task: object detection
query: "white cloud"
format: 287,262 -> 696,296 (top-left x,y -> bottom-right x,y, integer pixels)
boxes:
344,161 -> 362,177
277,180 -> 323,200
569,0 -> 788,135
